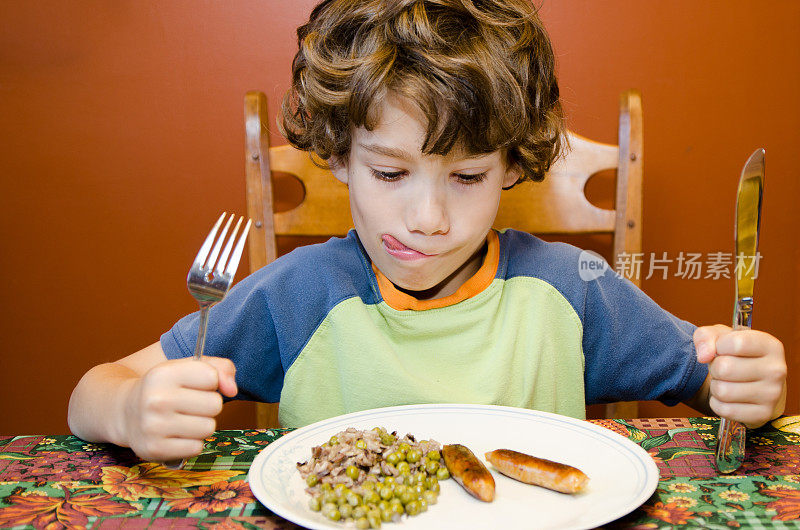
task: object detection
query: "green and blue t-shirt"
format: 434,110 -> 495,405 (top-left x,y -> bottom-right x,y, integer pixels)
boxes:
161,229 -> 707,427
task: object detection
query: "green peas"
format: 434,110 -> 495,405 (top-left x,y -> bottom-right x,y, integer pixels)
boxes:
436,467 -> 451,480
320,483 -> 333,493
405,500 -> 421,516
346,491 -> 362,507
427,450 -> 441,461
308,496 -> 322,511
390,501 -> 404,517
385,452 -> 401,466
380,507 -> 393,522
424,459 -> 439,474
396,461 -> 410,474
305,474 -> 319,487
380,433 -> 396,445
403,473 -> 416,486
427,479 -> 440,493
399,490 -> 416,506
398,442 -> 411,453
394,484 -> 408,497
361,480 -> 376,491
424,490 -> 438,505
414,471 -> 427,484
382,475 -> 396,486
339,503 -> 353,518
353,506 -> 367,519
364,490 -> 381,505
329,435 -> 339,446
413,484 -> 425,496
379,486 -> 394,500
419,498 -> 428,512
321,491 -> 337,505
355,439 -> 368,450
367,513 -> 382,528
334,483 -> 348,495
355,517 -> 370,529
322,503 -> 340,521
406,448 -> 422,463
346,465 -> 360,480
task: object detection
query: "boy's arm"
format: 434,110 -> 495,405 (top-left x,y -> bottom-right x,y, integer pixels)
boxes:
685,325 -> 787,428
68,342 -> 237,461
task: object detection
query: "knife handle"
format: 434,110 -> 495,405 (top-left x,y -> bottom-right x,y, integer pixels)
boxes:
734,297 -> 753,330
715,296 -> 754,473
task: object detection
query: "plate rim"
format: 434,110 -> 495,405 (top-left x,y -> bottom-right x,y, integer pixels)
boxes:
247,403 -> 659,530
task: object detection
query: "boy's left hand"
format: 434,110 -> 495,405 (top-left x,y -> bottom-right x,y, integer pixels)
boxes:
693,325 -> 787,429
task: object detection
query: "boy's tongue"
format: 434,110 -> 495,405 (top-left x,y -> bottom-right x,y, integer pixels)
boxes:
382,234 -> 414,252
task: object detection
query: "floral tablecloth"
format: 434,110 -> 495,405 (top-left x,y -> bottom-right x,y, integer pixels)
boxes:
2,416 -> 800,529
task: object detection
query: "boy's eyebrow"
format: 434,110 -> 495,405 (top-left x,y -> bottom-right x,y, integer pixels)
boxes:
358,143 -> 414,160
357,142 -> 489,161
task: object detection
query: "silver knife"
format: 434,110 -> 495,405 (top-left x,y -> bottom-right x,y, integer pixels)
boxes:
715,148 -> 765,474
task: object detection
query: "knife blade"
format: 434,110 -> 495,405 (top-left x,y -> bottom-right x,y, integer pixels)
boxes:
715,148 -> 765,474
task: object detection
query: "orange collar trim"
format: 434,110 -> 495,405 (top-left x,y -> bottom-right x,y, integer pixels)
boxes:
373,230 -> 500,311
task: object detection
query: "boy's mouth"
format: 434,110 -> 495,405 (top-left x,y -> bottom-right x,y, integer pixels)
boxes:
381,234 -> 436,260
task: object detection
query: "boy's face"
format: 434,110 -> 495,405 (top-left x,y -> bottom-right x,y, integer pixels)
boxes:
331,94 -> 520,299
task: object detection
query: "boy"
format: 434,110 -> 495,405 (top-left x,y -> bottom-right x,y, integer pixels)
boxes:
68,0 -> 786,462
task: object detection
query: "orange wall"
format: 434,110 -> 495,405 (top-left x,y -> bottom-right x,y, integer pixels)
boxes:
1,1 -> 798,434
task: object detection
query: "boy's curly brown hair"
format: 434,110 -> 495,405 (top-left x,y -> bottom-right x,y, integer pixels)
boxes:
280,0 -> 565,183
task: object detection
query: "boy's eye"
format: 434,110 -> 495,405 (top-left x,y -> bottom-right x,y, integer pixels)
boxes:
370,168 -> 405,181
454,172 -> 488,185
369,168 -> 488,184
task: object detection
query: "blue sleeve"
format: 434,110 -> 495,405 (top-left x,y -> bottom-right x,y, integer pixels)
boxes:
582,268 -> 708,406
160,269 -> 284,403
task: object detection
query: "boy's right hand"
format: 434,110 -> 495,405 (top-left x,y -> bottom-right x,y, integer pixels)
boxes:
120,357 -> 237,462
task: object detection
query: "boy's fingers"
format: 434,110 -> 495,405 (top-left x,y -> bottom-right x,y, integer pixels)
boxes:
713,329 -> 785,359
707,397 -> 776,429
203,357 -> 238,397
154,357 -> 237,396
709,379 -> 785,405
693,324 -> 731,363
709,355 -> 781,383
163,415 -> 217,440
160,359 -> 220,391
173,389 -> 224,417
141,438 -> 204,463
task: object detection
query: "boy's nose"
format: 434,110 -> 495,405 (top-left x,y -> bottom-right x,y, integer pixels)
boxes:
405,187 -> 450,236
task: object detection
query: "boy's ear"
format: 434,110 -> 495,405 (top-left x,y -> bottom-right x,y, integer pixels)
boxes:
502,163 -> 523,189
329,156 -> 349,184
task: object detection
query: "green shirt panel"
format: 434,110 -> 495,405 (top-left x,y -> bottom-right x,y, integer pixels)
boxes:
279,277 -> 585,427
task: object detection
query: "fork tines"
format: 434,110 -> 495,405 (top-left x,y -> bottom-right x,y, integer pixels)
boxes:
193,212 -> 252,277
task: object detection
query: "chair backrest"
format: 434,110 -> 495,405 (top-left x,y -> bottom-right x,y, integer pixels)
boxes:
244,90 -> 643,427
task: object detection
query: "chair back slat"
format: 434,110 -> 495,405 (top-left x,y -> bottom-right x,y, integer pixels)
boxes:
495,133 -> 618,233
269,146 -> 353,236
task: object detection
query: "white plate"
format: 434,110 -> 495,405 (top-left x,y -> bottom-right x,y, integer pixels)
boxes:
248,404 -> 658,530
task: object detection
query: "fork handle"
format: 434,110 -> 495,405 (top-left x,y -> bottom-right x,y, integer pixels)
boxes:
193,303 -> 213,360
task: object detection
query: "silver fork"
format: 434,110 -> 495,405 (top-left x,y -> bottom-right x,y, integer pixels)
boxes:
188,212 -> 252,360
163,212 -> 252,469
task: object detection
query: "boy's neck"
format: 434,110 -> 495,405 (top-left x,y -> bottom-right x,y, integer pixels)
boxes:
394,241 -> 489,301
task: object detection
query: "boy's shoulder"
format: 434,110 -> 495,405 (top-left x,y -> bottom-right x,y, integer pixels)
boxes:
497,229 -> 622,320
242,230 -> 377,304
499,228 -> 587,283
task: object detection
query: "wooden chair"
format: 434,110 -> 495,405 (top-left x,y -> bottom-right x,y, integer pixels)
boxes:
244,89 -> 643,428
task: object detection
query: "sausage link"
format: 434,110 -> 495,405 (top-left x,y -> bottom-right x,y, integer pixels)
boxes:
484,449 -> 589,494
442,444 -> 495,502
